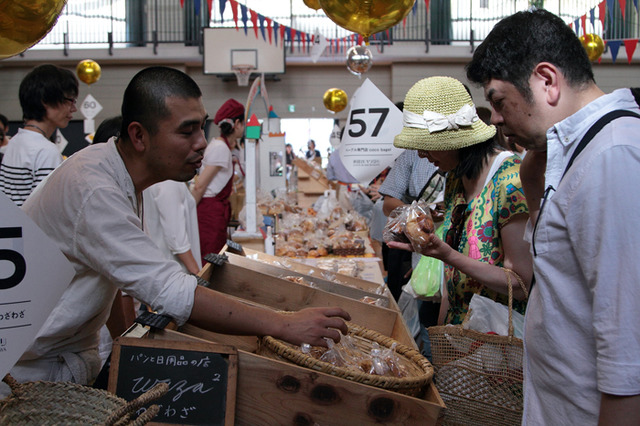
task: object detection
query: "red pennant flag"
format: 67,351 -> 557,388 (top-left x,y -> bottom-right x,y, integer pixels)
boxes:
403,16 -> 407,28
581,15 -> 587,36
425,0 -> 430,10
598,1 -> 606,29
230,0 -> 239,30
279,24 -> 286,47
250,9 -> 258,38
266,17 -> 272,44
357,34 -> 363,45
625,39 -> 638,63
207,0 -> 212,22
301,32 -> 306,53
619,0 -> 627,18
180,0 -> 184,6
290,29 -> 296,53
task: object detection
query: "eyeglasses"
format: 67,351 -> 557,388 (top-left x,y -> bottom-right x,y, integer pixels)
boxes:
63,97 -> 77,106
445,202 -> 469,250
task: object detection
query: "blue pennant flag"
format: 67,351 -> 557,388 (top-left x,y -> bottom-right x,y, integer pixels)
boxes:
589,8 -> 595,31
608,40 -> 622,63
219,0 -> 226,22
574,18 -> 580,35
194,0 -> 201,16
273,21 -> 279,46
258,14 -> 266,41
240,4 -> 248,35
606,0 -> 616,21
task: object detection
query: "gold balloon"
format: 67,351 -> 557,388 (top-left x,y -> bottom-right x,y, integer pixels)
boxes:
319,0 -> 415,40
579,33 -> 604,62
323,88 -> 348,113
303,0 -> 322,11
0,0 -> 67,60
76,59 -> 102,85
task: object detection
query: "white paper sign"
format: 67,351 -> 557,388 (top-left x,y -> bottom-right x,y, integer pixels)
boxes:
310,30 -> 328,63
80,94 -> 103,120
55,129 -> 68,154
0,193 -> 74,379
339,78 -> 404,184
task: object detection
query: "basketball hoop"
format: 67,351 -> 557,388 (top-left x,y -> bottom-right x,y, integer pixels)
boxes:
232,64 -> 255,87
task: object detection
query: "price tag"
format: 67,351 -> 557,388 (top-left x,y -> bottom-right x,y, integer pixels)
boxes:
80,94 -> 103,120
339,78 -> 404,184
0,193 -> 74,379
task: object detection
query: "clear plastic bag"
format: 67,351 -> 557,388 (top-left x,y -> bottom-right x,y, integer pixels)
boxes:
409,223 -> 445,301
403,200 -> 435,251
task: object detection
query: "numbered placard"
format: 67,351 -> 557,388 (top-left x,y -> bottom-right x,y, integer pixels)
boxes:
0,193 -> 74,379
80,94 -> 103,120
339,79 -> 404,184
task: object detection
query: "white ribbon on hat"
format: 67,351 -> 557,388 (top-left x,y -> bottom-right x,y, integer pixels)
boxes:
403,104 -> 479,133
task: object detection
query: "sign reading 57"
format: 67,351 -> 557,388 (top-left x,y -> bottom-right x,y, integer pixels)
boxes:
0,227 -> 26,290
347,108 -> 389,138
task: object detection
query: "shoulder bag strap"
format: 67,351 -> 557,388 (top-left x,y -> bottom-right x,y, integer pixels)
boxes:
562,109 -> 640,180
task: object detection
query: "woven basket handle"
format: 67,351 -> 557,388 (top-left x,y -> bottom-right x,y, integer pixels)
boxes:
501,267 -> 528,342
104,382 -> 169,426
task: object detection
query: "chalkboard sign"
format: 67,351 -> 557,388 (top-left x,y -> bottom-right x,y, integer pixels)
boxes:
108,337 -> 238,425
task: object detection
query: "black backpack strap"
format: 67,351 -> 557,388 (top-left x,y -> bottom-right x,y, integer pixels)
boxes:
562,109 -> 640,180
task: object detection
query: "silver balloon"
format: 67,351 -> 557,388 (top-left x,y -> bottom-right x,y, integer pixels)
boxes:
346,45 -> 373,76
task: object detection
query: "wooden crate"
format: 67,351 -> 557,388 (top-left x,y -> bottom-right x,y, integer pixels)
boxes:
149,327 -> 443,425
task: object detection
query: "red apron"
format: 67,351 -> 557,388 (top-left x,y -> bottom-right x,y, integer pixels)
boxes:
197,175 -> 233,264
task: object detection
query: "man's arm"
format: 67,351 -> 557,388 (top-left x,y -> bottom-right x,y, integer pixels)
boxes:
176,250 -> 201,275
383,196 -> 405,216
598,393 -> 640,426
189,286 -> 350,347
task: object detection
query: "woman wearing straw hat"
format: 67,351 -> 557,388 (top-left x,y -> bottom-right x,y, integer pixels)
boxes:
388,76 -> 532,325
192,98 -> 245,264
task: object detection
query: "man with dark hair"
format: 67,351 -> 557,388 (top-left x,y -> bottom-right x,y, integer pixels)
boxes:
467,9 -> 640,424
5,66 -> 349,392
0,64 -> 78,206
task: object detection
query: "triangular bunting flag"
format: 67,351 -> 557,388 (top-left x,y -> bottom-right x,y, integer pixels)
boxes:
194,0 -> 201,15
606,0 -> 616,20
619,0 -> 627,18
634,0 -> 639,13
230,0 -> 238,29
273,21 -> 279,45
403,16 -> 407,28
624,39 -> 638,63
357,34 -> 364,45
258,14 -> 266,41
412,1 -> 418,14
250,9 -> 258,38
580,15 -> 586,36
425,0 -> 430,11
180,0 -> 184,7
268,106 -> 279,118
279,24 -> 286,48
301,32 -> 306,53
240,4 -> 248,35
589,8 -> 595,31
287,27 -> 293,53
608,40 -> 622,63
598,1 -> 606,28
219,0 -> 227,22
207,0 -> 213,22
574,18 -> 580,35
266,17 -> 273,44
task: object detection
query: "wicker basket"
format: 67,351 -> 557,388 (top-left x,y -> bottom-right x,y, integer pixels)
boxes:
0,374 -> 168,425
257,322 -> 433,397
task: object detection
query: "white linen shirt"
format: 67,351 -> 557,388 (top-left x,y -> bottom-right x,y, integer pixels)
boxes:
202,138 -> 233,198
18,140 -> 197,364
523,89 -> 640,424
143,180 -> 202,273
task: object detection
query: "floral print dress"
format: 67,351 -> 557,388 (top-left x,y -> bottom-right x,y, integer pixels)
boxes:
443,155 -> 529,325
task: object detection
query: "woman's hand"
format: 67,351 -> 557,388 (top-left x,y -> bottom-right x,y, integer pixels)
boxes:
387,232 -> 453,262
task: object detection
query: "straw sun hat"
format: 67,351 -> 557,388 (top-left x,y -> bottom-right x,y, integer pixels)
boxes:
394,76 -> 496,151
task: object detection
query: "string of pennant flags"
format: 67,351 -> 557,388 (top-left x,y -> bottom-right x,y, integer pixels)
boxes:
181,0 -> 637,63
569,0 -> 639,63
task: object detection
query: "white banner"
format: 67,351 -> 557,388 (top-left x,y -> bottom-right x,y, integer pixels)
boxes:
0,193 -> 74,379
339,78 -> 404,184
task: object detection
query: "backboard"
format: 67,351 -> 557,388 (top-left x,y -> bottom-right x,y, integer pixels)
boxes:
203,27 -> 286,78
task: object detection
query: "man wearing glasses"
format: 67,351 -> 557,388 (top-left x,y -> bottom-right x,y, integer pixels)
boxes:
467,9 -> 640,425
0,64 -> 78,206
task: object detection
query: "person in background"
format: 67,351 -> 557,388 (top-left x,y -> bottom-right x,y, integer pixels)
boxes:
0,114 -> 10,162
285,142 -> 295,181
0,64 -> 78,206
467,9 -> 640,423
93,115 -> 123,144
388,76 -> 532,325
2,67 -> 349,396
191,98 -> 244,263
305,139 -> 321,163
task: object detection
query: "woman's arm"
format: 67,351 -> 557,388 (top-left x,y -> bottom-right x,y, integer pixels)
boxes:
388,213 -> 532,299
383,196 -> 405,216
191,165 -> 222,204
